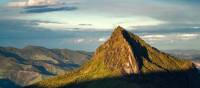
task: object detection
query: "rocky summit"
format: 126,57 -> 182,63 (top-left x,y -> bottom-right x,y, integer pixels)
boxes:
26,26 -> 200,88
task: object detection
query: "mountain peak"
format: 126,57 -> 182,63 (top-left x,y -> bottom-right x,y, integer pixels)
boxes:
110,26 -> 125,38
92,26 -> 193,75
111,26 -> 144,45
27,26 -> 198,88
92,26 -> 146,75
114,26 -> 125,32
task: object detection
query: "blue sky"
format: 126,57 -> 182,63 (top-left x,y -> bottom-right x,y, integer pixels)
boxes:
0,0 -> 200,51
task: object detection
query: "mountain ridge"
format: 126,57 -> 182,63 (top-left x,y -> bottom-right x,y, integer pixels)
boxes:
0,46 -> 91,87
26,26 -> 200,88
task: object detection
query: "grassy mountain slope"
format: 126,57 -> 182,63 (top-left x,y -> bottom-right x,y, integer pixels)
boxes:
27,26 -> 200,88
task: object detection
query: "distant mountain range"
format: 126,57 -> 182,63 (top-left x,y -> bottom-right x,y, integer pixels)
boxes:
0,46 -> 91,88
26,26 -> 200,88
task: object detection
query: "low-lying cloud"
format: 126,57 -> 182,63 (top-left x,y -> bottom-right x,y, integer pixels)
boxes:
73,37 -> 109,44
141,33 -> 200,42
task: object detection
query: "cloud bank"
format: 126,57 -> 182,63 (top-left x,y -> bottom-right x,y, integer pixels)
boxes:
1,0 -> 200,50
142,33 -> 200,42
23,6 -> 77,13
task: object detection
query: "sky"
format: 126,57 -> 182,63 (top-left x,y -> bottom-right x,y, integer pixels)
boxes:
0,0 -> 200,51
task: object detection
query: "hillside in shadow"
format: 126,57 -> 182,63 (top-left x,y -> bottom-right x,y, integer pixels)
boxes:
27,68 -> 200,88
0,79 -> 21,88
62,69 -> 200,88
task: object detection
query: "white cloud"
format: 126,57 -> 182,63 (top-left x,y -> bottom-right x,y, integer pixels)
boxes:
177,34 -> 199,37
176,33 -> 199,40
36,22 -> 69,30
18,13 -> 166,31
98,37 -> 108,42
73,37 -> 109,44
74,38 -> 85,44
192,27 -> 200,29
142,35 -> 166,41
72,33 -> 199,46
142,35 -> 166,38
141,33 -> 199,42
117,17 -> 166,29
7,0 -> 62,7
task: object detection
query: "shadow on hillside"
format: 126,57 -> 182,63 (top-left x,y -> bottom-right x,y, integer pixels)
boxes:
0,79 -> 21,88
63,69 -> 200,88
122,30 -> 183,73
123,30 -> 152,71
27,69 -> 200,88
0,50 -> 26,64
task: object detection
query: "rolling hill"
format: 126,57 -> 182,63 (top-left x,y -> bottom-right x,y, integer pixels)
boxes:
0,46 -> 91,87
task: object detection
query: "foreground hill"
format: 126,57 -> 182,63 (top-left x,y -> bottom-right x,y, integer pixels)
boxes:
0,46 -> 91,87
27,26 -> 200,88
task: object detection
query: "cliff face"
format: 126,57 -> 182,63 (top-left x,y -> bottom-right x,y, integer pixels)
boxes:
27,26 -> 200,88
